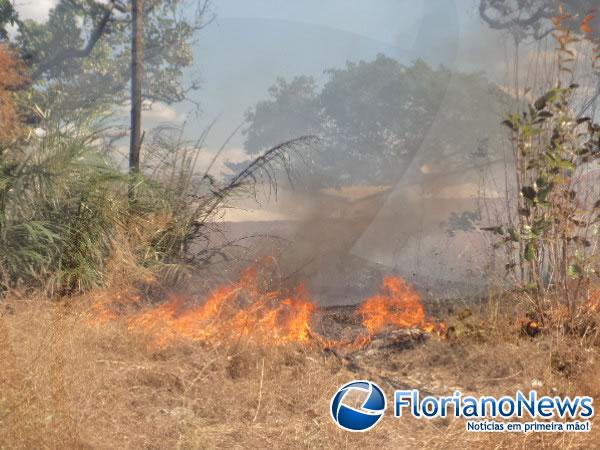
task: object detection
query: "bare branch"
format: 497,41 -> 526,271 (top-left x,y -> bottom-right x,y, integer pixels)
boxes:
479,0 -> 554,30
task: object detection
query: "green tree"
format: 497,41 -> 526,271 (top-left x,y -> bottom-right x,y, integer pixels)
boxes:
244,76 -> 323,159
242,55 -> 506,186
1,0 -> 212,123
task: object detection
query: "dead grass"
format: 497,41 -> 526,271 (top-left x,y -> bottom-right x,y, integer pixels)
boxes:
0,293 -> 599,449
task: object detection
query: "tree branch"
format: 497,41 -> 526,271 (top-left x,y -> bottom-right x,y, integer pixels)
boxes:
479,0 -> 554,31
30,1 -> 119,80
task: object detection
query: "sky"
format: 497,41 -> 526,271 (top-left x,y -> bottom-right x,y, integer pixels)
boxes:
212,0 -> 425,47
187,0 -> 509,150
13,0 -> 511,160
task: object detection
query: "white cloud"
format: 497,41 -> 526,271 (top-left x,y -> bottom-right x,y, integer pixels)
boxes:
196,147 -> 249,177
114,102 -> 185,127
143,102 -> 182,123
14,0 -> 58,22
115,142 -> 249,179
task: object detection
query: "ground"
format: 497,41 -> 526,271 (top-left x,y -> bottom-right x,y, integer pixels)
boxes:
0,294 -> 599,449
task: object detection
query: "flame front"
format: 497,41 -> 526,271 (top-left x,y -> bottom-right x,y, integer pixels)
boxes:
125,267 -> 316,347
91,263 -> 445,348
357,276 -> 426,334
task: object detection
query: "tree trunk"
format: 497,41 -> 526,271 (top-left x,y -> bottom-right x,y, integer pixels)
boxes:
129,0 -> 144,200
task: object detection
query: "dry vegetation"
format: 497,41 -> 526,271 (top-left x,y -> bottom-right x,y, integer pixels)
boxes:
2,3 -> 600,449
0,45 -> 26,143
1,290 -> 600,450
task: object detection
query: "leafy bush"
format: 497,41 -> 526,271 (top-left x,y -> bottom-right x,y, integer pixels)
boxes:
484,19 -> 600,325
494,84 -> 600,313
0,112 -> 315,295
0,120 -> 128,294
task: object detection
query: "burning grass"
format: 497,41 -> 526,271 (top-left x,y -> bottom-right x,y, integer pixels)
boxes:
3,261 -> 600,448
89,261 -> 446,351
1,292 -> 600,449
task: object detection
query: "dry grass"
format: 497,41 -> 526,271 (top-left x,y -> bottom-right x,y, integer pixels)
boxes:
0,293 -> 599,449
0,44 -> 27,144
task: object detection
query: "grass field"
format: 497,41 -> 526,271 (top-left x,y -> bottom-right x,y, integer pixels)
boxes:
1,290 -> 599,450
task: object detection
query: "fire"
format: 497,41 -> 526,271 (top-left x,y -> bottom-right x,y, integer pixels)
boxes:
125,266 -> 317,347
86,289 -> 142,325
357,276 -> 443,336
90,262 -> 445,348
586,288 -> 600,313
231,286 -> 316,343
358,277 -> 426,333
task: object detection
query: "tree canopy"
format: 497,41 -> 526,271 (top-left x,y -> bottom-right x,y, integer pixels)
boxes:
0,0 -> 211,123
479,0 -> 599,41
241,55 -> 507,187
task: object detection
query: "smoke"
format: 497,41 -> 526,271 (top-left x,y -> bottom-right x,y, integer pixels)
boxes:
13,0 -> 58,22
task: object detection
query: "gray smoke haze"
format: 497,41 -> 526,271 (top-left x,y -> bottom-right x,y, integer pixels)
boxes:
17,0 -> 599,302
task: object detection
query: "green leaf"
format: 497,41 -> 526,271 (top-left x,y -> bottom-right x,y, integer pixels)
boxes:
521,186 -> 537,201
567,264 -> 582,279
532,218 -> 551,236
524,242 -> 536,262
502,119 -> 515,130
508,227 -> 521,242
536,186 -> 553,203
558,159 -> 576,172
534,88 -> 560,111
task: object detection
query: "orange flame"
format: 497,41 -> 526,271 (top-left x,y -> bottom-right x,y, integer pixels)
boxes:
90,263 -> 445,348
586,288 -> 600,313
581,11 -> 597,34
125,266 -> 317,347
357,276 -> 442,336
